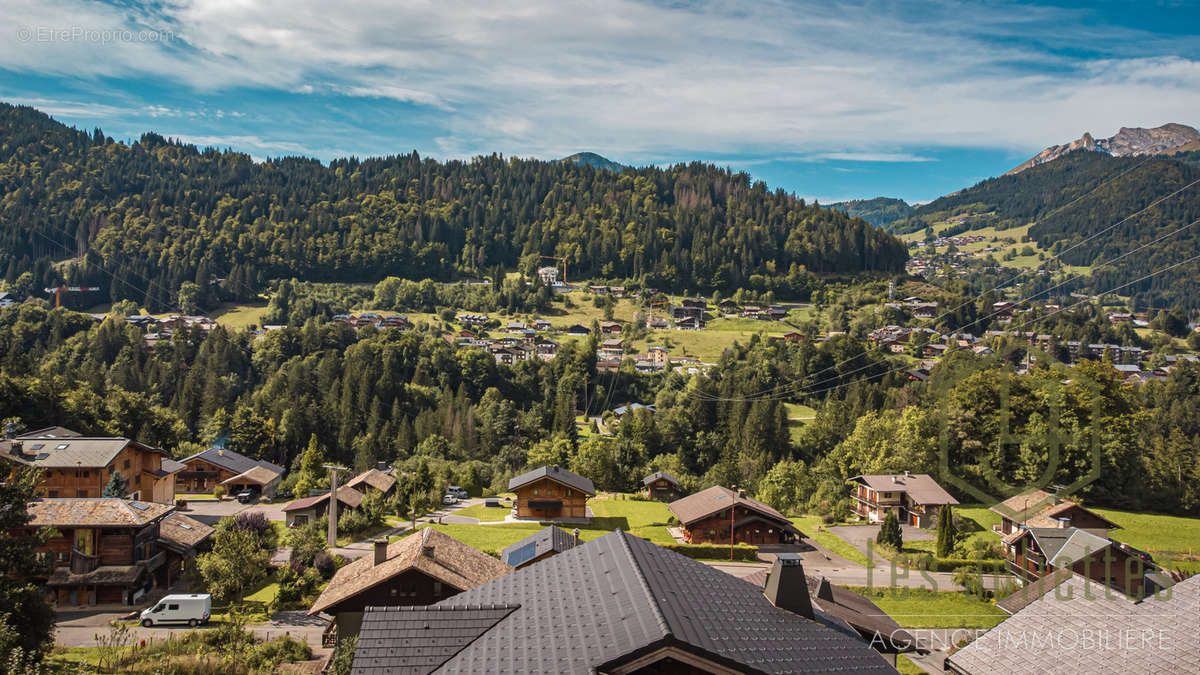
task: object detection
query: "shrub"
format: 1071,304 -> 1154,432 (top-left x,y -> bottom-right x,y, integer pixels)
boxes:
661,543 -> 759,561
232,511 -> 277,550
877,511 -> 903,549
314,552 -> 337,579
337,509 -> 370,536
213,485 -> 226,500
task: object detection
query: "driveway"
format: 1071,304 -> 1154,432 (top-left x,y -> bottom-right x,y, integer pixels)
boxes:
176,498 -> 249,525
54,609 -> 329,648
828,524 -> 933,559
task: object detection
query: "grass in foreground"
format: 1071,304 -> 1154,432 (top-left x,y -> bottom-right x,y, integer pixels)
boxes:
452,502 -> 512,522
847,586 -> 1007,629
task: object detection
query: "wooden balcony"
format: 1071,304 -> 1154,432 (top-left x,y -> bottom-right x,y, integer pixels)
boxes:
70,548 -> 100,574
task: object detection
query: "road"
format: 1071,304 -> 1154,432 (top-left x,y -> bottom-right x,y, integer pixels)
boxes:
54,610 -> 328,648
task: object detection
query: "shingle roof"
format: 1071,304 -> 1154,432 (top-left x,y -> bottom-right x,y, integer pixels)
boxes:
499,526 -> 578,568
179,447 -> 285,476
161,458 -> 185,474
1039,527 -> 1112,567
507,465 -> 595,495
157,512 -> 215,551
15,426 -> 82,439
346,468 -> 396,493
995,568 -> 1075,615
947,574 -> 1199,675
282,485 -> 363,512
2,437 -> 162,469
849,474 -> 959,505
27,498 -> 173,527
356,530 -> 892,674
668,485 -> 795,530
989,490 -> 1119,530
309,528 -> 511,616
219,464 -> 282,487
642,470 -> 680,487
353,604 -> 520,674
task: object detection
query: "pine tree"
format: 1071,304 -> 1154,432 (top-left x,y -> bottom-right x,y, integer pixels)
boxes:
935,504 -> 955,558
293,435 -> 324,498
876,511 -> 903,550
102,471 -> 128,497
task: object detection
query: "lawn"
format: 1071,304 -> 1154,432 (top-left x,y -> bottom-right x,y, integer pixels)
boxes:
783,402 -> 816,421
453,502 -> 513,522
243,581 -> 280,605
953,505 -> 1003,547
211,302 -> 270,330
1092,508 -> 1200,568
790,516 -> 872,567
847,586 -> 1008,629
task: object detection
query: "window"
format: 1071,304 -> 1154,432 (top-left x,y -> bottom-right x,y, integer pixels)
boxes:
123,459 -> 131,470
168,604 -> 179,610
76,490 -> 88,497
48,490 -> 58,498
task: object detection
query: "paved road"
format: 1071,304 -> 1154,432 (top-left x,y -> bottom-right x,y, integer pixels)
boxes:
54,610 -> 328,647
176,498 -> 250,525
828,524 -> 933,559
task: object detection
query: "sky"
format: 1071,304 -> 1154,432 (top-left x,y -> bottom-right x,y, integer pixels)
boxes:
1,1 -> 1199,203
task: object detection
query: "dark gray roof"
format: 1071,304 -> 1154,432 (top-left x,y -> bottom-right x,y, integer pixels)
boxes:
995,568 -> 1074,615
15,426 -> 82,439
507,465 -> 595,495
356,531 -> 892,674
353,604 -> 519,675
1021,527 -> 1112,567
642,470 -> 680,487
179,447 -> 285,476
499,526 -> 578,567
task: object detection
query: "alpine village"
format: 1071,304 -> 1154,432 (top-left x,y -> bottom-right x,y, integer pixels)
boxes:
3,5 -> 1200,675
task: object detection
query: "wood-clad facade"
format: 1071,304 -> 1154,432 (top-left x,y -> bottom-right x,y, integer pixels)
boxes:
668,486 -> 801,546
2,433 -> 178,504
514,476 -> 590,519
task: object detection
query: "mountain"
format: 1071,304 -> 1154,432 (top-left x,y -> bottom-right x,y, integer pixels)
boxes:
825,197 -> 914,227
0,103 -> 907,311
560,152 -> 627,173
892,150 -> 1200,307
1007,123 -> 1200,175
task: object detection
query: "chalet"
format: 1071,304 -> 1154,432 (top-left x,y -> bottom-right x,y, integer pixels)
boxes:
742,305 -> 764,318
21,498 -> 182,606
668,485 -> 801,545
717,299 -> 740,314
674,315 -> 704,330
648,345 -> 669,366
499,526 -> 579,569
641,471 -> 681,501
537,266 -> 560,285
282,486 -> 364,527
612,403 -> 655,422
766,306 -> 788,321
533,318 -> 552,331
456,313 -> 488,326
947,575 -> 1198,675
534,337 -> 559,360
565,324 -> 590,336
595,358 -> 621,372
308,528 -> 510,645
990,489 -> 1120,537
177,447 -> 283,497
508,465 -> 595,521
588,285 -> 609,294
344,468 -> 396,497
645,315 -> 670,329
598,338 -> 625,359
910,302 -> 938,319
848,473 -> 958,528
1001,526 -> 1163,599
609,286 -> 627,297
922,343 -> 949,357
505,321 -> 526,332
671,299 -> 706,323
782,331 -> 804,343
2,428 -> 181,504
156,512 -> 214,589
351,531 -> 895,674
599,320 -> 623,335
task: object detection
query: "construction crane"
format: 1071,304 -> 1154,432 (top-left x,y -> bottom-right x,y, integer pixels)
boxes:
44,285 -> 101,308
538,255 -> 567,284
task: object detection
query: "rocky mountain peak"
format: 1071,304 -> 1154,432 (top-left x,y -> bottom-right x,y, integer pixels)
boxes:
1006,123 -> 1199,175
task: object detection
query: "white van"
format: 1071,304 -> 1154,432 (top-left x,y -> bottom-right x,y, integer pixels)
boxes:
140,594 -> 212,627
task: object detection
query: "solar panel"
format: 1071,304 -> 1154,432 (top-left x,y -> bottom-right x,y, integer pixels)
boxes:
30,443 -> 44,450
179,523 -> 193,530
35,453 -> 49,460
504,541 -> 538,567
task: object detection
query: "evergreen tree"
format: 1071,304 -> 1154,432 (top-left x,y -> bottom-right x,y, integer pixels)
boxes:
102,471 -> 128,497
876,511 -> 903,550
935,504 -> 955,558
0,467 -> 56,665
293,435 -> 324,498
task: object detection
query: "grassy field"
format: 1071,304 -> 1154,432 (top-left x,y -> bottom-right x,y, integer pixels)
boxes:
211,302 -> 270,329
790,515 -> 872,566
848,586 -> 1008,629
899,221 -> 1091,276
954,505 -> 1003,547
453,502 -> 513,522
1092,508 -> 1200,569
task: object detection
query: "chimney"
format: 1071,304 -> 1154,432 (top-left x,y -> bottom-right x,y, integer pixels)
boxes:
373,539 -> 388,566
892,475 -> 899,484
550,465 -> 559,473
422,545 -> 435,559
573,528 -> 581,547
737,488 -> 746,499
376,461 -> 388,472
763,553 -> 813,619
904,470 -> 911,478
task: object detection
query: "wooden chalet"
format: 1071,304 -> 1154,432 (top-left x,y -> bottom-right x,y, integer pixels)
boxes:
508,465 -> 595,521
176,447 -> 283,496
282,485 -> 364,527
499,526 -> 579,569
641,471 -> 682,501
847,472 -> 958,528
989,489 -> 1120,537
2,427 -> 181,504
308,528 -> 510,644
344,467 -> 396,496
155,511 -> 214,588
19,498 -> 190,606
1002,526 -> 1164,599
668,485 -> 801,545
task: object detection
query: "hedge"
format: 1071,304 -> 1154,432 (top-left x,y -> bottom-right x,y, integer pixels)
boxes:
892,554 -> 1007,573
662,543 -> 759,561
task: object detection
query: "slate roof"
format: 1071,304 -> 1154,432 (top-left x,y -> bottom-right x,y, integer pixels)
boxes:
346,468 -> 396,493
668,485 -> 796,531
27,498 -> 173,527
2,437 -> 165,469
995,568 -> 1075,615
507,465 -> 595,496
988,489 -> 1119,530
161,458 -> 186,474
219,464 -> 282,486
179,447 -> 285,476
354,530 -> 892,674
282,485 -> 364,512
642,470 -> 680,487
15,426 -> 82,439
310,528 -> 511,616
353,604 -> 520,674
946,574 -> 1200,675
499,526 -> 578,568
157,512 -> 215,552
1010,527 -> 1113,568
849,474 -> 959,506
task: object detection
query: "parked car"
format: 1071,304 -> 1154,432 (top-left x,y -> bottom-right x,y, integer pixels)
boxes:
140,594 -> 211,628
441,494 -> 459,505
235,488 -> 260,504
446,485 -> 469,499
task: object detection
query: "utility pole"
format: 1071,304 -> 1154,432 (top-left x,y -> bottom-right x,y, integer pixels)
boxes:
324,464 -> 348,548
730,485 -> 737,561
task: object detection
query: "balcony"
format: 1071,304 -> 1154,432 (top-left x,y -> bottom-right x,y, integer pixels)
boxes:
322,620 -> 338,648
70,548 -> 100,575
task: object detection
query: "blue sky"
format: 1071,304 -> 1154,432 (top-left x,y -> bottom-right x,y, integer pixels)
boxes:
2,1 -> 1198,203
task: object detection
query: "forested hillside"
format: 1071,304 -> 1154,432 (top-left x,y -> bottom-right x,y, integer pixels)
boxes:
890,150 -> 1200,306
826,197 -> 914,227
0,104 -> 906,311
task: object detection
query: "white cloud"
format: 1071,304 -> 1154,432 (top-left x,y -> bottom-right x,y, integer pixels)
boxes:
0,0 -> 1197,161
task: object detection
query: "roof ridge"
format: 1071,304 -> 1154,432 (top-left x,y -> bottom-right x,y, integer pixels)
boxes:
613,530 -> 672,641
